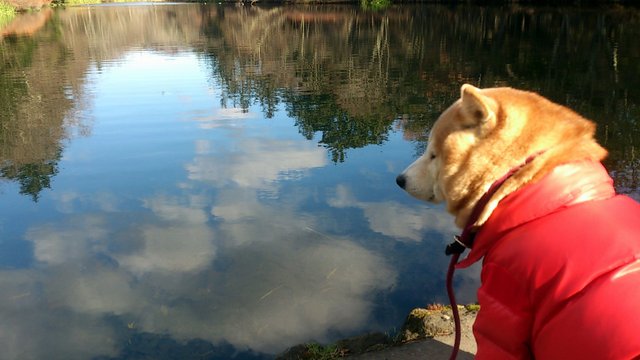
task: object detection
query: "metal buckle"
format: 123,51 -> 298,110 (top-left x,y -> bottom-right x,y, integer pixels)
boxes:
445,235 -> 467,256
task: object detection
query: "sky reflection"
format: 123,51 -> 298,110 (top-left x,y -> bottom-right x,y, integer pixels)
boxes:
0,48 -> 440,358
3,4 -> 639,357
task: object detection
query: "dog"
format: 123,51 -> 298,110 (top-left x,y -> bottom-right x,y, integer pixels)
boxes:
396,84 -> 640,359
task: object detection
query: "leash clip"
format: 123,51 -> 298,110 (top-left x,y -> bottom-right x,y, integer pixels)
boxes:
445,235 -> 467,256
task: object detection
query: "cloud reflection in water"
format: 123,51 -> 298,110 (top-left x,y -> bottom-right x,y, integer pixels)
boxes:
5,124 -> 398,359
0,44 -> 475,359
328,184 -> 457,242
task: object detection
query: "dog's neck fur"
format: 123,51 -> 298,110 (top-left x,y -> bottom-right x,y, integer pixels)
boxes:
448,125 -> 608,230
451,145 -> 607,230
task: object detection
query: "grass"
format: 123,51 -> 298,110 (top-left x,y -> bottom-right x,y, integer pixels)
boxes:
0,1 -> 16,28
306,343 -> 342,359
465,303 -> 481,312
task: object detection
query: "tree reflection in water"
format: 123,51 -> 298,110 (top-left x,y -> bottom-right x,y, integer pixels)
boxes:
0,4 -> 638,359
2,4 -> 639,198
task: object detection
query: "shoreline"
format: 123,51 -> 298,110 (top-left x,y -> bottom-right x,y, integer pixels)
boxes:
2,0 -> 636,36
277,305 -> 478,359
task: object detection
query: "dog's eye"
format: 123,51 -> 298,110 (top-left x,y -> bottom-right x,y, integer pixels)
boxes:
430,153 -> 436,160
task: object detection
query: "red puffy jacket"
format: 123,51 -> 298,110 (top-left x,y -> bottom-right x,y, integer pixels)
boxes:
456,161 -> 640,359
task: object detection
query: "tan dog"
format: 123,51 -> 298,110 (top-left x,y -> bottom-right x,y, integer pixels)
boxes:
396,84 -> 606,229
396,84 -> 640,359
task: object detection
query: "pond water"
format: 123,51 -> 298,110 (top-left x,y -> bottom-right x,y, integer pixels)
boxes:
1,3 -> 639,359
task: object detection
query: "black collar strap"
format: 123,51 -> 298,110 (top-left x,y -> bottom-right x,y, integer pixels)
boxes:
445,235 -> 471,256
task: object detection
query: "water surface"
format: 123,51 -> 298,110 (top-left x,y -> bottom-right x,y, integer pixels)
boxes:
1,4 -> 639,359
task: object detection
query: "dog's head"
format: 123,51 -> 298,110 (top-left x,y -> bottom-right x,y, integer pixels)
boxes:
397,84 -> 607,228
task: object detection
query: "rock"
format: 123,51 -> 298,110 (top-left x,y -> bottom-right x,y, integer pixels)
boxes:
400,307 -> 456,342
277,305 -> 479,359
335,332 -> 391,355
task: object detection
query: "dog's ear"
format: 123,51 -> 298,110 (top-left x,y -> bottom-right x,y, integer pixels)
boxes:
459,84 -> 497,134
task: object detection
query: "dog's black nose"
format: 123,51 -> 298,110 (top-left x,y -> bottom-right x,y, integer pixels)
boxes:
396,174 -> 406,189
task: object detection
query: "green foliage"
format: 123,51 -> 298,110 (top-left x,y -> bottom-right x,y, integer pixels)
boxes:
305,343 -> 341,360
0,157 -> 61,202
283,93 -> 391,163
465,304 -> 481,312
360,0 -> 391,11
0,1 -> 16,28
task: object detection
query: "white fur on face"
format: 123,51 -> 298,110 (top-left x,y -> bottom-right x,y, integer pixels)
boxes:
398,94 -> 484,208
399,135 -> 445,203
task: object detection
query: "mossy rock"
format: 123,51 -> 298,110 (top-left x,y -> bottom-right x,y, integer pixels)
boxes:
400,307 -> 455,342
399,304 -> 480,343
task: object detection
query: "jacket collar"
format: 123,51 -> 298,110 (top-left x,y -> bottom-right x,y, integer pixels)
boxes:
456,161 -> 615,268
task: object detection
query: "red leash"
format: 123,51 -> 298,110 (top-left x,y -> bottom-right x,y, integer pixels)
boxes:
444,153 -> 542,359
446,252 -> 462,360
